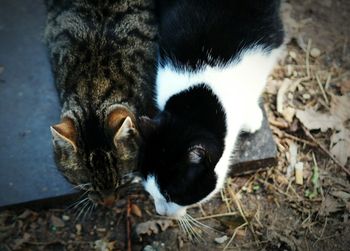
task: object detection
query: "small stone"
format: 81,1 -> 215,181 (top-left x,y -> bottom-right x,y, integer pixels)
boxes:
214,235 -> 229,244
62,215 -> 70,221
287,92 -> 293,99
303,93 -> 311,99
75,224 -> 82,235
289,51 -> 297,60
143,245 -> 155,251
286,65 -> 293,77
310,48 -> 321,58
97,228 -> 106,232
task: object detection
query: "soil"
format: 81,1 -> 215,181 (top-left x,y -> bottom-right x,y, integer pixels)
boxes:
1,0 -> 349,250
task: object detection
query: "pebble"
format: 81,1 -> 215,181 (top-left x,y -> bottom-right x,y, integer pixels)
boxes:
289,51 -> 297,60
303,93 -> 311,99
62,215 -> 70,221
287,93 -> 294,99
310,48 -> 321,58
214,235 -> 229,244
75,224 -> 82,235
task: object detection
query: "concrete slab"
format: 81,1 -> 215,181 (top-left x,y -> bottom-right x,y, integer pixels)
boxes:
0,0 -> 277,209
0,0 -> 74,209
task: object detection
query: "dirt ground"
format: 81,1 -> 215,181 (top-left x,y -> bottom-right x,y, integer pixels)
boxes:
1,0 -> 350,250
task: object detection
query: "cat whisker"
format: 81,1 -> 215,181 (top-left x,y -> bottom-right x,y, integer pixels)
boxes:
185,214 -> 219,233
66,196 -> 89,211
74,199 -> 90,223
82,200 -> 93,222
182,216 -> 203,242
71,183 -> 92,191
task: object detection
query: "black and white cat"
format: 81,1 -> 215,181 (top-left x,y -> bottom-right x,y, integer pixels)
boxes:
139,0 -> 284,218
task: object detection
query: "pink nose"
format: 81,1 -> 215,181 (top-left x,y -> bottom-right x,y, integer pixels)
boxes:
100,195 -> 116,207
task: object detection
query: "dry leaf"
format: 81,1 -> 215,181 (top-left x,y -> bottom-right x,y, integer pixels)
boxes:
94,239 -> 115,251
18,210 -> 34,219
330,191 -> 350,202
135,220 -> 173,236
11,233 -> 31,250
340,80 -> 350,94
131,204 -> 142,218
330,129 -> 350,165
330,94 -> 350,123
296,108 -> 339,132
319,196 -> 344,216
51,215 -> 65,228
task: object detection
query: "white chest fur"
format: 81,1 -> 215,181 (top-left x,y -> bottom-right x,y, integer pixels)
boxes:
155,46 -> 282,198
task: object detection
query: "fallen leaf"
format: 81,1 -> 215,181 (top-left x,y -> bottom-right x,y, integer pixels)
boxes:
51,215 -> 65,228
131,204 -> 142,218
135,220 -> 173,236
11,233 -> 31,250
94,239 -> 115,251
18,209 -> 34,219
330,94 -> 350,122
330,129 -> 350,165
339,80 -> 350,94
319,196 -> 344,216
296,108 -> 339,132
330,191 -> 350,202
219,215 -> 247,231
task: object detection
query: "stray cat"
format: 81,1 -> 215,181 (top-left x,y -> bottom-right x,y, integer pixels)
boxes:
139,0 -> 284,217
45,0 -> 157,207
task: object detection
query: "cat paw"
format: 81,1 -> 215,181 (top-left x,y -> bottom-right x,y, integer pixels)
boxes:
242,106 -> 263,134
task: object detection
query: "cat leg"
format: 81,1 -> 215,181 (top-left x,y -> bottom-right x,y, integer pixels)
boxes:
241,103 -> 263,134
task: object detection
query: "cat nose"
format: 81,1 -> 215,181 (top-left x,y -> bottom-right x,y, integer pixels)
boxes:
100,194 -> 116,207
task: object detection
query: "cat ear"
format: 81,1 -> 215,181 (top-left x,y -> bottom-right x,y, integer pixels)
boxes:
107,105 -> 138,143
188,145 -> 207,164
114,116 -> 136,142
138,116 -> 158,139
50,117 -> 77,152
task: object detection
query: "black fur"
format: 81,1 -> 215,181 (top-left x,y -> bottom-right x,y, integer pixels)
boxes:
157,0 -> 284,69
139,85 -> 225,205
139,0 -> 284,208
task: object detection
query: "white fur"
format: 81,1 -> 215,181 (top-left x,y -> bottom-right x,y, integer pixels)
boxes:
149,46 -> 283,217
143,176 -> 187,218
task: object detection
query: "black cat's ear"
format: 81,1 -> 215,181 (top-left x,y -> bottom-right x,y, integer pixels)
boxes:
50,117 -> 77,152
138,116 -> 158,139
188,145 -> 207,164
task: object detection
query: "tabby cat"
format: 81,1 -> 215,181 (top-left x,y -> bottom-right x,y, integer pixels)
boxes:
45,0 -> 157,207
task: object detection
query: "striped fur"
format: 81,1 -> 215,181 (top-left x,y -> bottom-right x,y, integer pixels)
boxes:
45,0 -> 157,205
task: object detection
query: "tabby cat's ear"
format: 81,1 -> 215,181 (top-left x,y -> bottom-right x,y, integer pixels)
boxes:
107,106 -> 137,146
50,117 -> 77,152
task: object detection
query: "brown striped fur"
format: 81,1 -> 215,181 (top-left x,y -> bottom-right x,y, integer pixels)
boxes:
45,0 -> 157,206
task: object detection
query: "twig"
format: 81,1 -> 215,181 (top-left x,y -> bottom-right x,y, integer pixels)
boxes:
227,189 -> 258,244
313,217 -> 328,247
194,212 -> 239,221
26,240 -> 66,246
126,197 -> 132,251
223,222 -> 248,251
315,73 -> 330,106
306,39 -> 312,79
302,126 -> 350,177
281,131 -> 317,147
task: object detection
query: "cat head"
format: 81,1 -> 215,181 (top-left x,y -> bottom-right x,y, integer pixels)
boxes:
51,104 -> 140,207
138,114 -> 221,218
